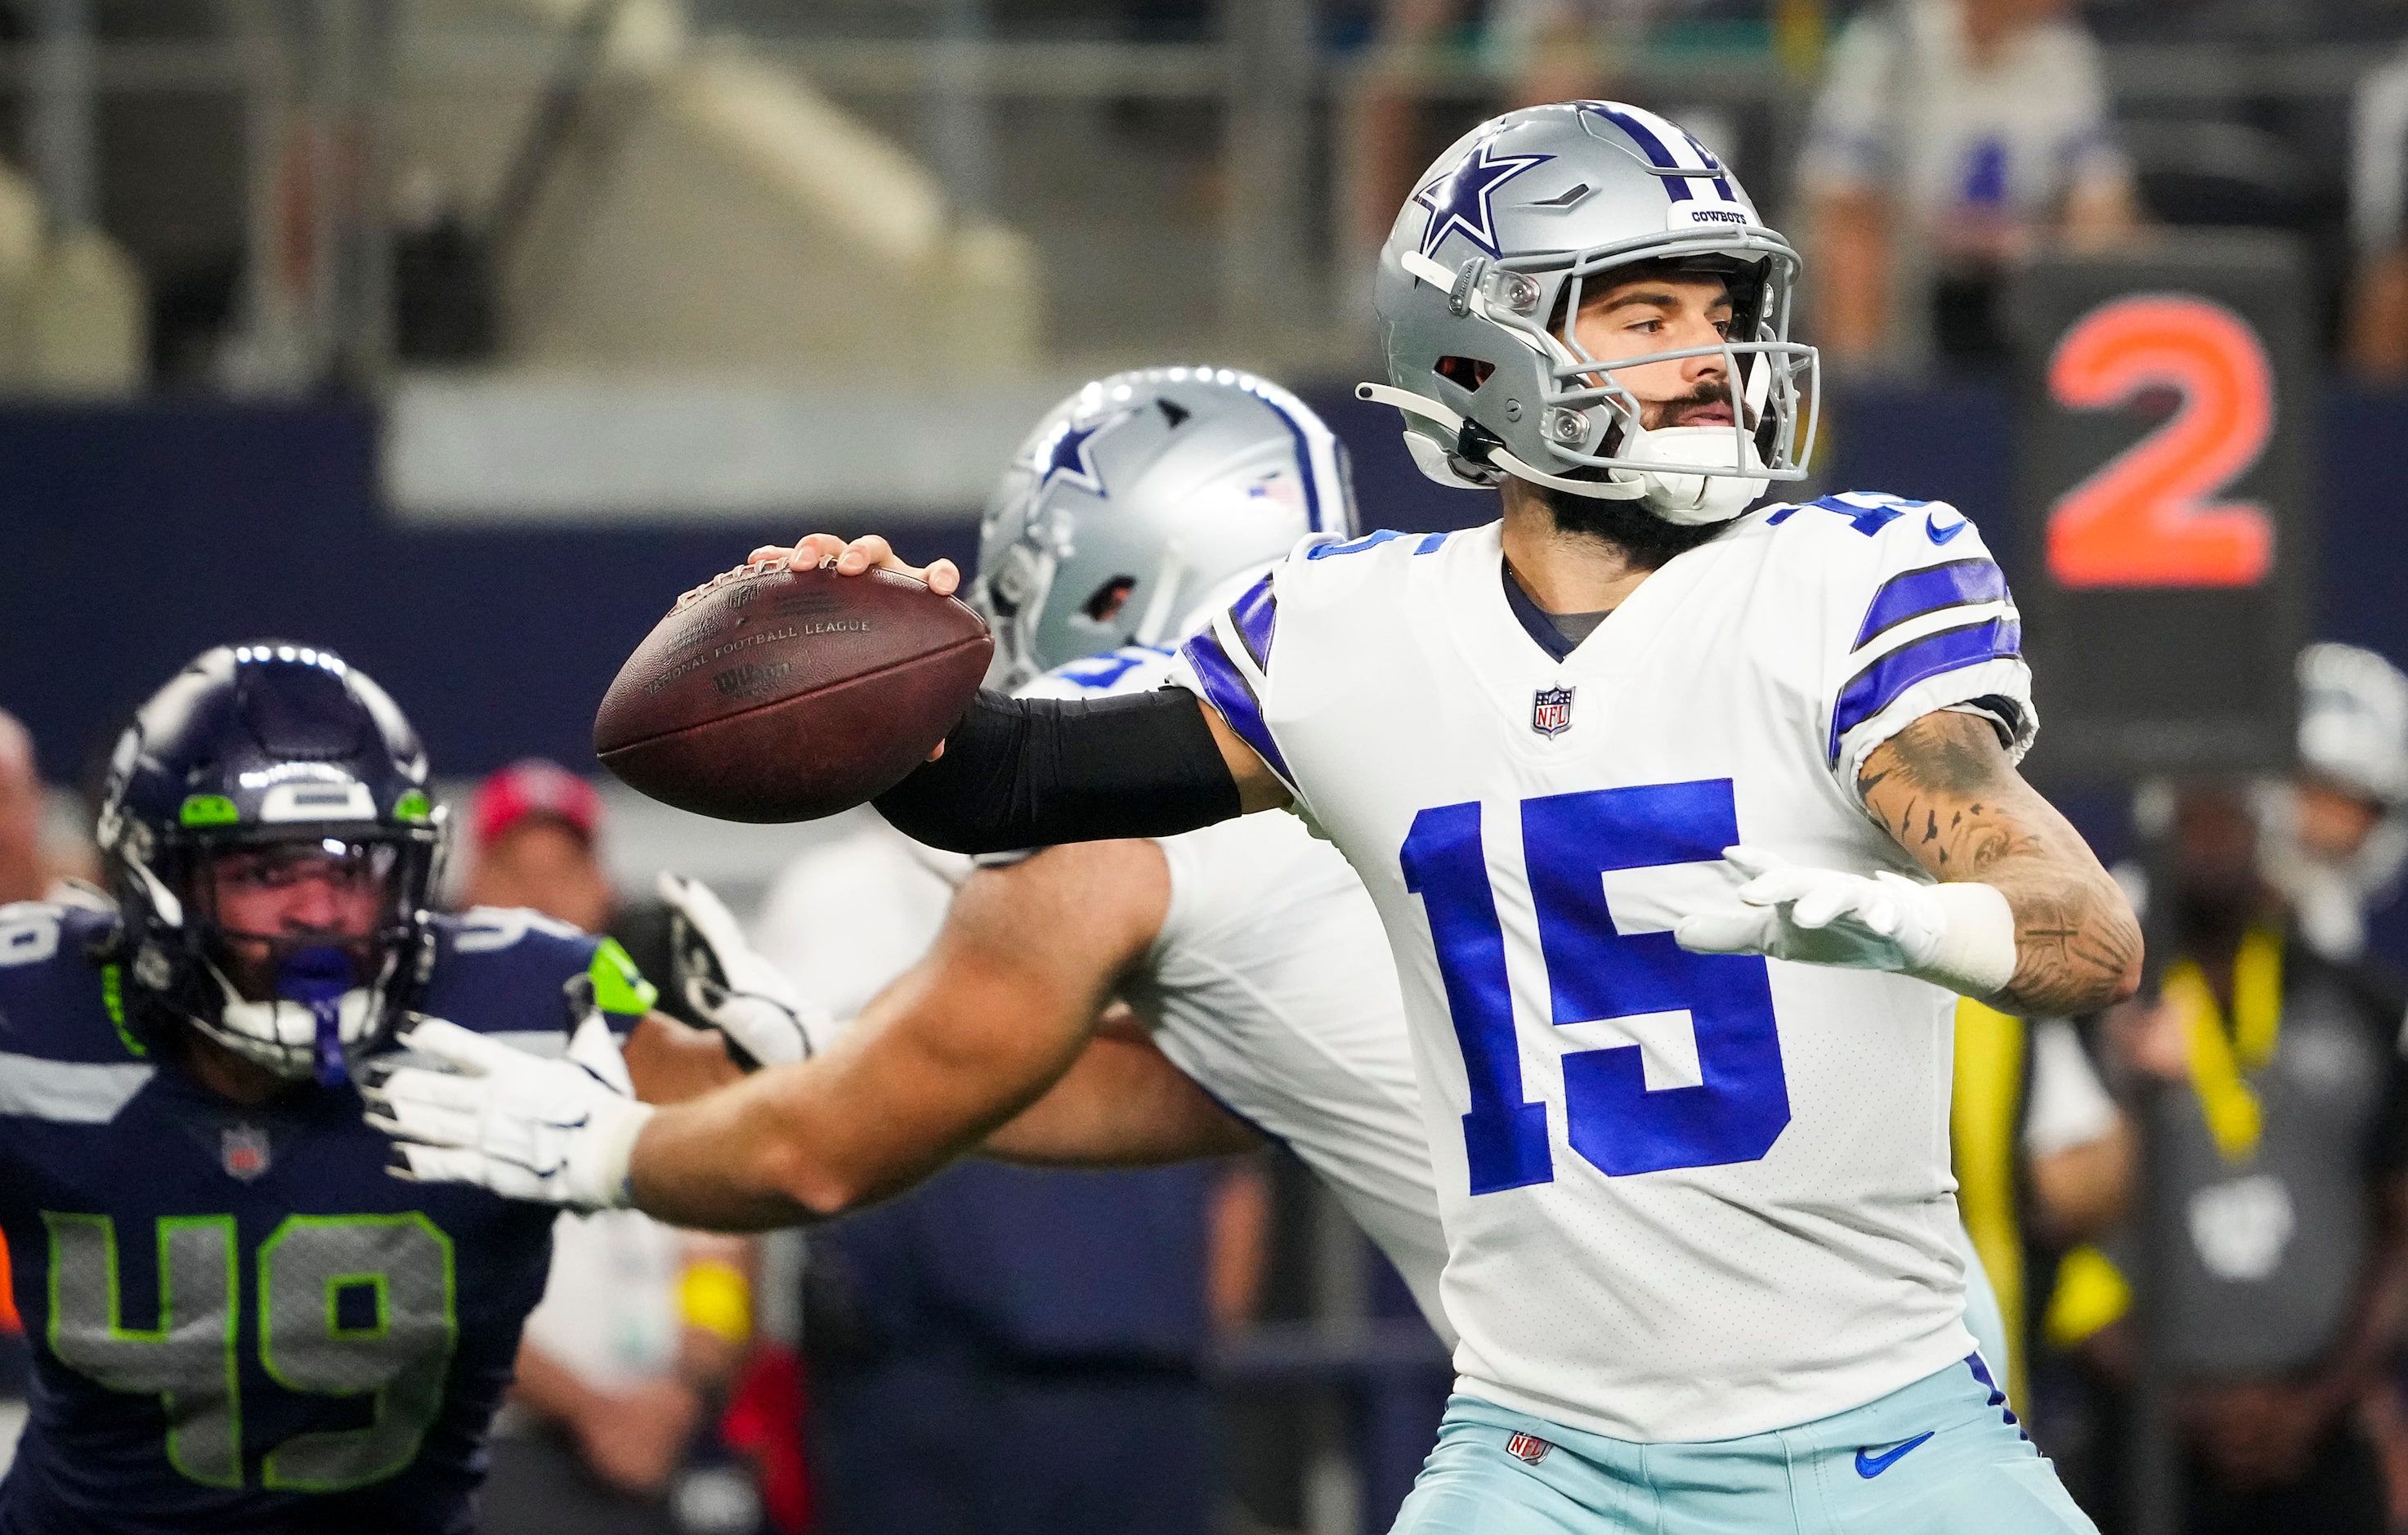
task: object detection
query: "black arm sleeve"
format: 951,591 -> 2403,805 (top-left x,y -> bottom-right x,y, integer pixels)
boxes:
871,687 -> 1242,854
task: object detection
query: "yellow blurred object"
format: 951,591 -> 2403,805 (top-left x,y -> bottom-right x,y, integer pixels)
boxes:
1773,0 -> 1828,81
1952,998 -> 2029,1409
2043,1243 -> 2131,1349
2164,927 -> 2283,1165
678,1257 -> 752,1348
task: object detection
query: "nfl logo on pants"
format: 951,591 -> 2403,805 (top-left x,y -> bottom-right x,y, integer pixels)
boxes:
1505,1431 -> 1551,1466
1531,686 -> 1574,739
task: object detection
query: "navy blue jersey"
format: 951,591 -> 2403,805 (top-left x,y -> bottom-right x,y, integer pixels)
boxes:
0,902 -> 651,1535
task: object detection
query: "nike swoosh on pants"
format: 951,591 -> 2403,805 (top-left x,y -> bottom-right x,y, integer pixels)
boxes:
1854,1430 -> 1936,1478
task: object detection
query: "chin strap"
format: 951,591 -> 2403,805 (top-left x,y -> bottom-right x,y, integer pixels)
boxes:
1492,448 -> 1649,501
1357,382 -> 1651,502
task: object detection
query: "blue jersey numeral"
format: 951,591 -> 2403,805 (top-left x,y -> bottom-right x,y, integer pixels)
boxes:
1400,780 -> 1791,1193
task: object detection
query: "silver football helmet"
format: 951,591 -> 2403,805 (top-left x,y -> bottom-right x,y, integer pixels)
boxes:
1361,100 -> 1818,524
969,366 -> 1358,688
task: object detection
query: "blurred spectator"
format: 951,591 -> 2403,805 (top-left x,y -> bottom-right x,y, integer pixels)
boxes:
463,760 -> 772,1535
2255,644 -> 2408,963
1797,0 -> 2140,369
391,165 -> 499,366
0,714 -> 47,908
2075,782 -> 2408,1534
0,709 -> 100,905
2352,48 -> 2408,382
753,821 -> 1267,1535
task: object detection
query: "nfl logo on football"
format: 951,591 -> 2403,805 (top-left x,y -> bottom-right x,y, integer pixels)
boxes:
1531,685 -> 1574,739
221,1123 -> 271,1182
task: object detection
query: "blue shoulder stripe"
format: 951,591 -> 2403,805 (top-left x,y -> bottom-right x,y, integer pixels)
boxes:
1828,617 -> 2022,762
1303,528 -> 1450,560
1851,559 -> 2008,650
1179,628 -> 1295,788
1230,575 -> 1277,669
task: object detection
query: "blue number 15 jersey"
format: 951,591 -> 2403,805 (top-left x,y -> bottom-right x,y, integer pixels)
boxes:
1172,497 -> 2035,1444
0,902 -> 647,1535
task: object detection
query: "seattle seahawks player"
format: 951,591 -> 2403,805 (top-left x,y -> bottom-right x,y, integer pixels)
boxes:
727,102 -> 2142,1532
0,643 -> 735,1534
369,367 -> 1456,1345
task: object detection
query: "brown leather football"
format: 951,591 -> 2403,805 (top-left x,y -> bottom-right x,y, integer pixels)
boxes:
593,562 -> 992,822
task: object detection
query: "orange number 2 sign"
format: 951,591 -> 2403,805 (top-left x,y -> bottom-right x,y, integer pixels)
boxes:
2045,294 -> 2276,588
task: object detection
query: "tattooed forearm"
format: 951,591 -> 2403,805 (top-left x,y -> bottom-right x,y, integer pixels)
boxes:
1856,712 -> 2142,1015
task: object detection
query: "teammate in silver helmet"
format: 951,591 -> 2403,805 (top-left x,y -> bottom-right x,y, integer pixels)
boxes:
367,371 -> 1459,1359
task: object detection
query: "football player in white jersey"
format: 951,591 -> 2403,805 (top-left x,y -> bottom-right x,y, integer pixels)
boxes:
365,369 -> 1456,1343
724,103 -> 2138,1531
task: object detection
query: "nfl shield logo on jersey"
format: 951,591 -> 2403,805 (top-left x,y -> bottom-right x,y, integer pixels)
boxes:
222,1122 -> 271,1182
1531,685 -> 1575,738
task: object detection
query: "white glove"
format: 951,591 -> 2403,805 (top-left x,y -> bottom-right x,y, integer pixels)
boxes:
362,1013 -> 654,1211
1672,845 -> 2018,998
658,872 -> 832,1070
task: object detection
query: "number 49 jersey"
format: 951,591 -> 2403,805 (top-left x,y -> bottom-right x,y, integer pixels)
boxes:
0,902 -> 651,1535
1171,495 -> 2035,1443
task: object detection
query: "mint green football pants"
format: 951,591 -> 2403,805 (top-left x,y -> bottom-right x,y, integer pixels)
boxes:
1389,1356 -> 2095,1535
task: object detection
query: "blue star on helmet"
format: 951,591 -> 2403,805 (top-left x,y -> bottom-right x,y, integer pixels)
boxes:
1413,137 -> 1554,259
1034,408 -> 1136,497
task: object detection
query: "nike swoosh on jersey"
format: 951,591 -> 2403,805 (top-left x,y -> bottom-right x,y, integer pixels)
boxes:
1926,512 -> 1969,544
1854,1431 -> 1936,1478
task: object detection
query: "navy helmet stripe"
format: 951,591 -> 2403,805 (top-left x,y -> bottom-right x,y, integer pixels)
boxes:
1179,629 -> 1296,789
1828,618 -> 2023,761
1229,575 -> 1278,670
1595,104 -> 1695,201
1599,103 -> 1714,202
1239,382 -> 1327,532
1851,559 -> 2010,651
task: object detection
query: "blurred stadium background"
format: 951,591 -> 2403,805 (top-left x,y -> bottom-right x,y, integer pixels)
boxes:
7,0 -> 2408,1532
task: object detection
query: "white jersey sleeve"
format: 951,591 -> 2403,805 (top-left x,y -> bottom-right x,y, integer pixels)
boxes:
1780,492 -> 2038,792
1137,813 -> 1454,1345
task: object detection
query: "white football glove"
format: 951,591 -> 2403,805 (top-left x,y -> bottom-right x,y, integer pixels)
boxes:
362,1013 -> 653,1211
1672,845 -> 2018,998
658,872 -> 832,1071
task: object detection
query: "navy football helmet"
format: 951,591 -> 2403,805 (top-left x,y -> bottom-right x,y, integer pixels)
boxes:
96,642 -> 446,1084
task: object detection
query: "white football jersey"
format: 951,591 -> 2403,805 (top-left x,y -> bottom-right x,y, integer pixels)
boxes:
1170,494 -> 2035,1442
759,651 -> 1454,1342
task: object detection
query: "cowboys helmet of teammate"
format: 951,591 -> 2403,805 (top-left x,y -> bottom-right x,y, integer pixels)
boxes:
968,365 -> 1358,690
96,641 -> 447,1085
1358,101 -> 1815,522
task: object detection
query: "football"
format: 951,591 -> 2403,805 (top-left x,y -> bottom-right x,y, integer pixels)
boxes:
593,561 -> 992,822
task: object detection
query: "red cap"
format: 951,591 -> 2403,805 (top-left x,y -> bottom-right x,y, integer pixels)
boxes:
470,759 -> 602,851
